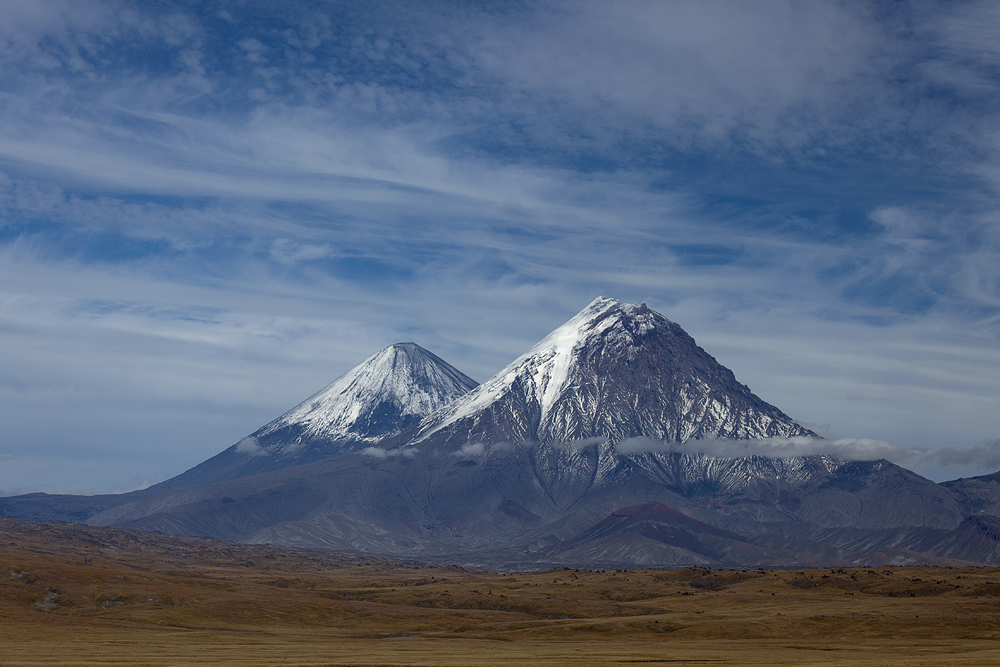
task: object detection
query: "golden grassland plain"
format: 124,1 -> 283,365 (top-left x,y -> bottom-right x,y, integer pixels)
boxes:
3,519 -> 1000,666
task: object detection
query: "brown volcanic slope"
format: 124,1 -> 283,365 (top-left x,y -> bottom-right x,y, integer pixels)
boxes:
3,518 -> 1000,666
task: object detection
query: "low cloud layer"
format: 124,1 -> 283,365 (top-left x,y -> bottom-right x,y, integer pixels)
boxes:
616,436 -> 1000,473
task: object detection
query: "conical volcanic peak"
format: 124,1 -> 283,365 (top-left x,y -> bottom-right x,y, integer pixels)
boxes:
415,297 -> 813,448
260,342 -> 479,444
148,343 -> 477,490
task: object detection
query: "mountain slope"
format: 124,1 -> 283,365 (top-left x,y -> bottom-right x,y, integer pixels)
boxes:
85,442 -> 965,567
151,342 -> 477,490
414,297 -> 814,450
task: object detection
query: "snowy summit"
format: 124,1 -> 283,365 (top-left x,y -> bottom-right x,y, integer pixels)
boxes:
261,342 -> 479,445
415,297 -> 813,448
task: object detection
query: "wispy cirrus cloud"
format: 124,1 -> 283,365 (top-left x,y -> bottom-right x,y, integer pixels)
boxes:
469,1 -> 886,152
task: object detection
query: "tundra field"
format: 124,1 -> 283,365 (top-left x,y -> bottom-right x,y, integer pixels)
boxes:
3,518 -> 1000,666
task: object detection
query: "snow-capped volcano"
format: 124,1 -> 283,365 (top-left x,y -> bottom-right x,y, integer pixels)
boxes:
152,342 -> 477,490
11,296 -> 998,571
414,297 -> 813,449
258,342 -> 478,446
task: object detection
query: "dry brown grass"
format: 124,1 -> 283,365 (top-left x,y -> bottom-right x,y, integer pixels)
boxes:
3,518 -> 1000,665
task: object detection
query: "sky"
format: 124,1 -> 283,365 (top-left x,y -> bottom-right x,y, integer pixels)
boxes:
1,0 -> 999,494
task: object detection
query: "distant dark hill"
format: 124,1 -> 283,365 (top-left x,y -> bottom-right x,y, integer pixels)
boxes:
0,492 -> 128,524
913,514 -> 1000,564
538,502 -> 793,568
940,472 -> 1000,517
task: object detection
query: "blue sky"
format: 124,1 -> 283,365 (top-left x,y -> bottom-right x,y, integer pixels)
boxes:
1,0 -> 999,493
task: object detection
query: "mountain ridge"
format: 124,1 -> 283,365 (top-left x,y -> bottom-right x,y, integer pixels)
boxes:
4,296 -> 1000,570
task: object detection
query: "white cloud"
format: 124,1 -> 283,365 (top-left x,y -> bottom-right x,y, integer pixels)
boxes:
565,436 -> 607,451
927,439 -> 1000,471
235,436 -> 263,457
454,442 -> 485,457
616,436 -> 667,455
361,446 -> 418,459
469,0 -> 884,153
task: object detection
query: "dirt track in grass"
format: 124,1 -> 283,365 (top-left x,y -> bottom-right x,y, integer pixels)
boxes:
3,517 -> 1000,666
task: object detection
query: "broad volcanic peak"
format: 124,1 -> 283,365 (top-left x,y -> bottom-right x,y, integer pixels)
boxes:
413,297 -> 813,450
